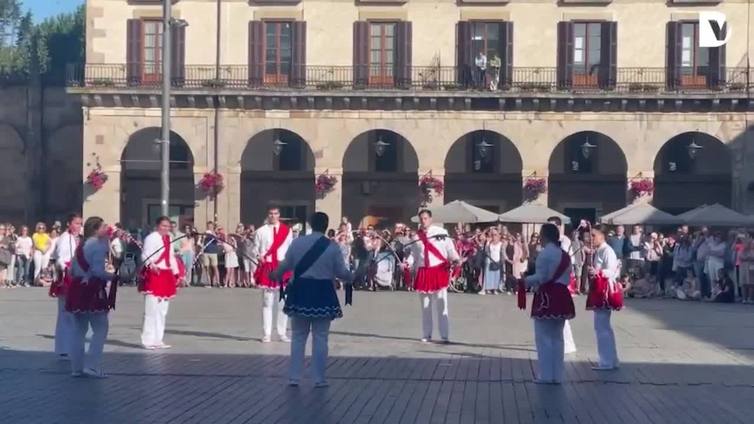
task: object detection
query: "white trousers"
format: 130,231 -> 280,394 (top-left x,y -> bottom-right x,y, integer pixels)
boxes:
70,312 -> 109,373
534,319 -> 566,383
563,319 -> 577,354
141,295 -> 170,347
33,250 -> 49,279
54,297 -> 75,355
262,289 -> 288,338
289,317 -> 331,384
420,288 -> 449,340
593,310 -> 619,368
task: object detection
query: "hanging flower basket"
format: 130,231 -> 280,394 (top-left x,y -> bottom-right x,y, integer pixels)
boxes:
198,171 -> 225,197
523,177 -> 547,202
629,178 -> 654,198
315,172 -> 338,198
419,173 -> 444,205
85,154 -> 108,191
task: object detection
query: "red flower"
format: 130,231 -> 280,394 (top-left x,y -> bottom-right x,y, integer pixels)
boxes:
629,178 -> 654,197
198,172 -> 224,196
523,177 -> 547,202
86,168 -> 108,191
419,175 -> 444,195
315,173 -> 338,197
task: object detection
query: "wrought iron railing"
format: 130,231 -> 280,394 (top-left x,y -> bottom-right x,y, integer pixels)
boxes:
67,64 -> 754,94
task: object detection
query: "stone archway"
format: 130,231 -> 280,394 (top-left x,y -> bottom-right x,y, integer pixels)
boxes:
444,130 -> 523,213
240,129 -> 315,227
0,123 -> 26,223
548,131 -> 628,224
342,129 -> 419,227
653,132 -> 732,214
120,128 -> 195,230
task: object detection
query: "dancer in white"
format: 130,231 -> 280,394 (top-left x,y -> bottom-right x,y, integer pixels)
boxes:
586,226 -> 622,370
271,212 -> 353,387
254,207 -> 293,342
547,217 -> 577,354
140,216 -> 181,350
520,223 -> 576,384
409,209 -> 460,343
50,213 -> 82,359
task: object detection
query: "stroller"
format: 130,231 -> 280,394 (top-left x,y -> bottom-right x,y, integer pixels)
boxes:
368,250 -> 396,291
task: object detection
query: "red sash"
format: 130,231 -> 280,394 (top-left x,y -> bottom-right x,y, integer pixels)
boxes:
417,230 -> 447,267
518,250 -> 571,310
262,224 -> 290,267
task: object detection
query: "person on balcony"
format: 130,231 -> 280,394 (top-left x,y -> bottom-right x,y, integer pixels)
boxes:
474,51 -> 487,89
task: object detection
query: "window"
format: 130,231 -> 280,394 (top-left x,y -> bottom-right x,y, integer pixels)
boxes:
279,205 -> 308,227
142,20 -> 163,81
275,134 -> 304,171
573,22 -> 601,86
470,22 -> 502,63
264,21 -> 293,84
369,22 -> 396,85
680,22 -> 709,86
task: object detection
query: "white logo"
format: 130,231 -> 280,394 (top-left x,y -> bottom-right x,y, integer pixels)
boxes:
698,11 -> 731,48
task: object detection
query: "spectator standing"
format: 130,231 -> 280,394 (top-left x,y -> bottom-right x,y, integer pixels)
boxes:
481,228 -> 503,295
607,225 -> 629,273
692,228 -> 710,298
571,231 -> 586,294
179,224 -> 196,287
741,234 -> 754,303
14,226 -> 33,286
626,225 -> 645,278
201,222 -> 221,287
0,224 -> 13,286
474,51 -> 487,89
705,232 -> 727,296
32,222 -> 52,281
221,228 -> 239,288
673,235 -> 693,288
659,236 -> 676,294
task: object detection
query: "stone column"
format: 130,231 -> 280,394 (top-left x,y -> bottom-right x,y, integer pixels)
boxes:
522,170 -> 549,206
219,165 -> 242,229
418,168 -> 444,209
192,166 -> 210,229
627,171 -> 655,205
82,163 -> 121,224
315,167 -> 343,225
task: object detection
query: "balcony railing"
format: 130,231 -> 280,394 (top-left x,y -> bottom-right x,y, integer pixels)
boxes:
67,64 -> 753,94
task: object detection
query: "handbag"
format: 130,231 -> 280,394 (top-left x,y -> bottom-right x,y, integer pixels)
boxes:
488,260 -> 501,272
0,248 -> 11,266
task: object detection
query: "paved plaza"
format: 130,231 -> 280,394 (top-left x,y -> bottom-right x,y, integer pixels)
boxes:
2,288 -> 754,423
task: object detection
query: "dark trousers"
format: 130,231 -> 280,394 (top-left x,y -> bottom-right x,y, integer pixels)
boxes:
693,261 -> 711,298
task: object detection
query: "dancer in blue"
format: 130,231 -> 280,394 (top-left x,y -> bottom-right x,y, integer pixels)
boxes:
271,212 -> 353,388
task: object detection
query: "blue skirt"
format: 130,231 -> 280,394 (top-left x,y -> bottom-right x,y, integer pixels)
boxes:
283,277 -> 343,320
483,266 -> 501,291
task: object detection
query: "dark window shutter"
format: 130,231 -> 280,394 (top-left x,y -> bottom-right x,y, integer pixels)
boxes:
501,21 -> 514,89
456,21 -> 471,86
557,21 -> 573,89
666,21 -> 681,90
170,24 -> 186,87
248,21 -> 264,87
395,21 -> 412,89
353,21 -> 369,88
126,19 -> 143,86
291,21 -> 307,88
708,36 -> 726,89
600,21 -> 617,89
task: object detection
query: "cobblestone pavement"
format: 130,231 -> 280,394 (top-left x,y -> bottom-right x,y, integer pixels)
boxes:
2,288 -> 754,423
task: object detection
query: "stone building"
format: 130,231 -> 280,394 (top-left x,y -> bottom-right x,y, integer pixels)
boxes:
70,0 -> 754,230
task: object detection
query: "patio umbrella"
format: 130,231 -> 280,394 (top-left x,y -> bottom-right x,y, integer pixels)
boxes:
410,200 -> 500,223
677,204 -> 754,227
498,203 -> 571,225
598,202 -> 682,226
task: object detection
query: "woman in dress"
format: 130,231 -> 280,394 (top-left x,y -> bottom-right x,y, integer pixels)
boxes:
481,228 -> 503,295
65,216 -> 116,378
179,224 -> 195,287
220,228 -> 239,288
511,233 -> 528,281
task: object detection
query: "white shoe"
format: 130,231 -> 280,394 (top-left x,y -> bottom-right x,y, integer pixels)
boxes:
261,336 -> 272,343
157,343 -> 172,349
420,337 -> 431,343
83,368 -> 108,379
279,335 -> 291,343
478,291 -> 486,296
143,344 -> 159,350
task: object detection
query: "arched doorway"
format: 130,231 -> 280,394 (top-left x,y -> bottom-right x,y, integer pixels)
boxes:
444,130 -> 523,213
653,132 -> 731,214
0,124 -> 26,223
240,129 -> 315,226
46,125 -> 83,220
121,128 -> 195,230
342,129 -> 419,227
548,131 -> 628,224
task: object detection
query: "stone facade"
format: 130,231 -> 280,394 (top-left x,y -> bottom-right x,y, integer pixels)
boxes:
72,0 -> 754,229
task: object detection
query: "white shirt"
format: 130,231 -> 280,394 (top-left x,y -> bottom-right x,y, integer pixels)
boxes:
142,231 -> 180,274
628,234 -> 644,260
594,242 -> 619,282
272,232 -> 353,282
14,236 -> 32,257
54,231 -> 79,268
487,242 -> 502,262
71,238 -> 114,281
409,225 -> 460,270
525,242 -> 570,288
254,223 -> 292,264
559,235 -> 572,255
475,54 -> 487,70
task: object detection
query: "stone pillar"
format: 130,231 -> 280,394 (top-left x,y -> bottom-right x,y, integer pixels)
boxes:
627,171 -> 654,205
418,168 -> 444,209
82,163 -> 121,224
192,166 -> 210,230
315,167 -> 343,225
522,170 -> 548,206
223,165 -> 242,229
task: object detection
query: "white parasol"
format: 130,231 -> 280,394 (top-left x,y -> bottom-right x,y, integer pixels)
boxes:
677,204 -> 754,227
410,200 -> 500,223
598,202 -> 682,226
498,204 -> 571,225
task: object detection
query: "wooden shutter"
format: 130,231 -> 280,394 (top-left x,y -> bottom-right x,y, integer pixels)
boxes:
248,21 -> 264,87
456,21 -> 471,86
395,21 -> 412,89
126,19 -> 143,86
353,21 -> 369,88
600,21 -> 617,89
708,37 -> 726,89
666,21 -> 682,90
291,21 -> 307,88
171,24 -> 186,87
501,21 -> 514,89
556,21 -> 573,89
